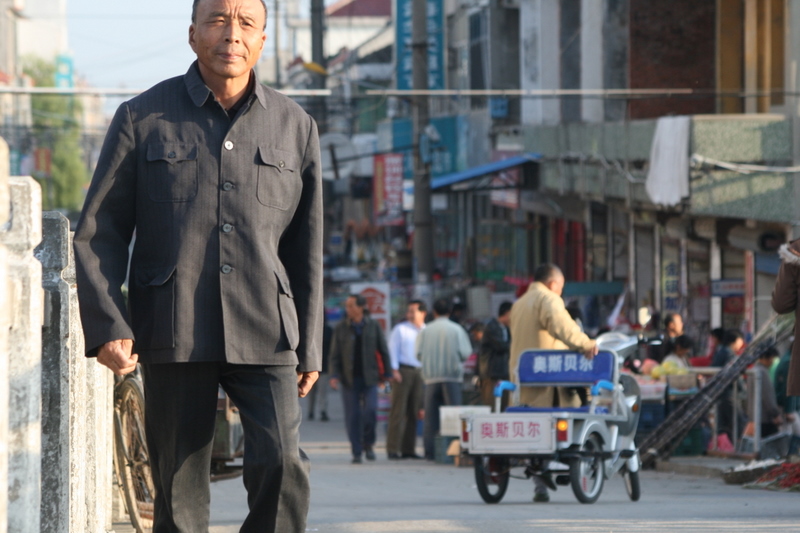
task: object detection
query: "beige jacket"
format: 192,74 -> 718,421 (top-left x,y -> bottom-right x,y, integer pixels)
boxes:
509,282 -> 596,406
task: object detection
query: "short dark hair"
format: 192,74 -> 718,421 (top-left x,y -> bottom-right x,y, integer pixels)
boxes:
498,301 -> 512,317
674,335 -> 694,351
760,346 -> 779,359
710,327 -> 725,342
192,0 -> 268,30
533,263 -> 563,283
664,312 -> 680,329
433,298 -> 452,316
348,294 -> 366,308
722,329 -> 744,346
409,299 -> 427,313
469,322 -> 485,335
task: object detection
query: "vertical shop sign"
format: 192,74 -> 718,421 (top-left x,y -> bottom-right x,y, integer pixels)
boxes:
373,154 -> 405,226
395,0 -> 445,91
662,260 -> 680,312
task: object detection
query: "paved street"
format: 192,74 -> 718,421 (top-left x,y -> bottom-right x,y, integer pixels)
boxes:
192,389 -> 798,533
113,387 -> 799,533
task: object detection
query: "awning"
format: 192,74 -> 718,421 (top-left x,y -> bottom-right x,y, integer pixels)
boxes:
431,153 -> 541,191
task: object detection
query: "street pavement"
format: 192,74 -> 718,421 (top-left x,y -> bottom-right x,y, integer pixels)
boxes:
116,386 -> 800,532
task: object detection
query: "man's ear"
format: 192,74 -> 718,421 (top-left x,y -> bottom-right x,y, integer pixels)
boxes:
189,24 -> 197,52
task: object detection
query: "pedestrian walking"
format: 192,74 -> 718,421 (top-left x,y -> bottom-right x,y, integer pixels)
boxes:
772,239 -> 800,399
73,0 -> 323,530
478,301 -> 512,410
416,298 -> 473,461
329,294 -> 393,463
508,264 -> 597,502
385,300 -> 427,459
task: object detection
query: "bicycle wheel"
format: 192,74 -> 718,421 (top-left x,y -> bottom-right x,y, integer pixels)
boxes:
474,455 -> 510,503
114,376 -> 155,532
569,433 -> 605,504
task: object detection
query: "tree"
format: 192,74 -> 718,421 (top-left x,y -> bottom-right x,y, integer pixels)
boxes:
22,55 -> 88,212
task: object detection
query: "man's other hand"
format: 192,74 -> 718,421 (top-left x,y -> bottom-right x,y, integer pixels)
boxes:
584,343 -> 599,360
392,369 -> 402,383
97,339 -> 138,376
297,371 -> 320,398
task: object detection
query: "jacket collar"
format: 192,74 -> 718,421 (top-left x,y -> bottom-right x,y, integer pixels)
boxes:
184,61 -> 268,110
779,239 -> 800,266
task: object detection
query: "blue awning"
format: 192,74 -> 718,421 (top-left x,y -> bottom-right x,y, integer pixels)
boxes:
431,153 -> 542,190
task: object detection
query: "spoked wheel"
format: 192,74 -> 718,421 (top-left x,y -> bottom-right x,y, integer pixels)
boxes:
569,434 -> 605,504
622,467 -> 641,502
474,455 -> 510,504
114,377 -> 155,532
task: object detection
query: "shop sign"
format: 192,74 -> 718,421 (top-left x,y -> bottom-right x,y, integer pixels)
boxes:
395,0 -> 444,91
373,154 -> 405,226
350,282 -> 392,338
711,279 -> 745,298
662,261 -> 680,312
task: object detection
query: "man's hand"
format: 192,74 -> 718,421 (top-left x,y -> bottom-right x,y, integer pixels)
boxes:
418,408 -> 425,421
97,339 -> 138,376
329,377 -> 339,391
584,343 -> 599,360
392,369 -> 402,383
297,371 -> 319,398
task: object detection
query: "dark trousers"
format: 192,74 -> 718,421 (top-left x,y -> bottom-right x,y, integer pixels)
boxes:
341,376 -> 378,457
423,381 -> 463,460
142,363 -> 309,533
386,366 -> 423,455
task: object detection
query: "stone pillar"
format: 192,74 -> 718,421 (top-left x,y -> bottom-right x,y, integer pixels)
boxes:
0,136 -> 11,533
1,176 -> 43,533
36,212 -> 114,533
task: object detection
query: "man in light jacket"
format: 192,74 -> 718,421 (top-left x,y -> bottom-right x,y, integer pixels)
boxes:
509,264 -> 597,502
416,298 -> 473,461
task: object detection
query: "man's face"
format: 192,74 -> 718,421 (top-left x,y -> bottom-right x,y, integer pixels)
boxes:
731,337 -> 745,354
546,274 -> 565,297
345,297 -> 363,322
406,303 -> 425,326
189,0 -> 266,86
668,315 -> 684,336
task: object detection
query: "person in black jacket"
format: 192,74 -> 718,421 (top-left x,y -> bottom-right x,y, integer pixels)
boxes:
479,301 -> 512,409
329,295 -> 392,463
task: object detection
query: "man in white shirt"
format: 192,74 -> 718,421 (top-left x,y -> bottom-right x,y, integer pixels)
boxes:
386,300 -> 427,459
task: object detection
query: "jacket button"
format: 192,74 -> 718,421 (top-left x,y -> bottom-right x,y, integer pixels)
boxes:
167,151 -> 176,159
222,182 -> 234,191
224,141 -> 234,150
222,223 -> 233,233
279,160 -> 285,168
221,264 -> 232,274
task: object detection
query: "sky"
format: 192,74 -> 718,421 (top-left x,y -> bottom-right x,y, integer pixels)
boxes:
61,0 -> 316,91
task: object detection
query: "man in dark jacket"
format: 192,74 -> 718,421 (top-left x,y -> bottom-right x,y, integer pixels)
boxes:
479,301 -> 512,409
72,1 -> 322,530
329,294 -> 392,463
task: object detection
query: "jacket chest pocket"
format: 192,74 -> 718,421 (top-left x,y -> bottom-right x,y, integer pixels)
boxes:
256,147 -> 300,211
146,143 -> 199,202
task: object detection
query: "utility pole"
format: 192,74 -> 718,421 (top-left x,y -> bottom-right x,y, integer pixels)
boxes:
310,0 -> 326,130
411,0 -> 433,302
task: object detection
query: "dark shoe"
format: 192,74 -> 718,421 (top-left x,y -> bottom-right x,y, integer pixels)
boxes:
308,412 -> 314,421
533,492 -> 550,503
401,453 -> 424,459
351,455 -> 362,464
320,411 -> 329,422
365,449 -> 376,461
425,455 -> 436,462
388,453 -> 402,460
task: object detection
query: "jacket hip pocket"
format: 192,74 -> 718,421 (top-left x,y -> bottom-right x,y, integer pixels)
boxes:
130,266 -> 176,350
275,270 -> 300,351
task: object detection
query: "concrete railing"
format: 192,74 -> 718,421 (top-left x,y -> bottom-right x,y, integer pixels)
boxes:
0,135 -> 114,532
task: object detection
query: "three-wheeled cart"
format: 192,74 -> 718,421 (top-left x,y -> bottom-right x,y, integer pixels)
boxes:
460,333 -> 643,504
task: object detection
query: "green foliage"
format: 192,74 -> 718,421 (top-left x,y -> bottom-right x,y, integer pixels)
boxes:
22,55 -> 87,211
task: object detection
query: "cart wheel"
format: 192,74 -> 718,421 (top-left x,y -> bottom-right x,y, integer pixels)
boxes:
569,433 -> 605,504
622,467 -> 641,502
474,455 -> 510,504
